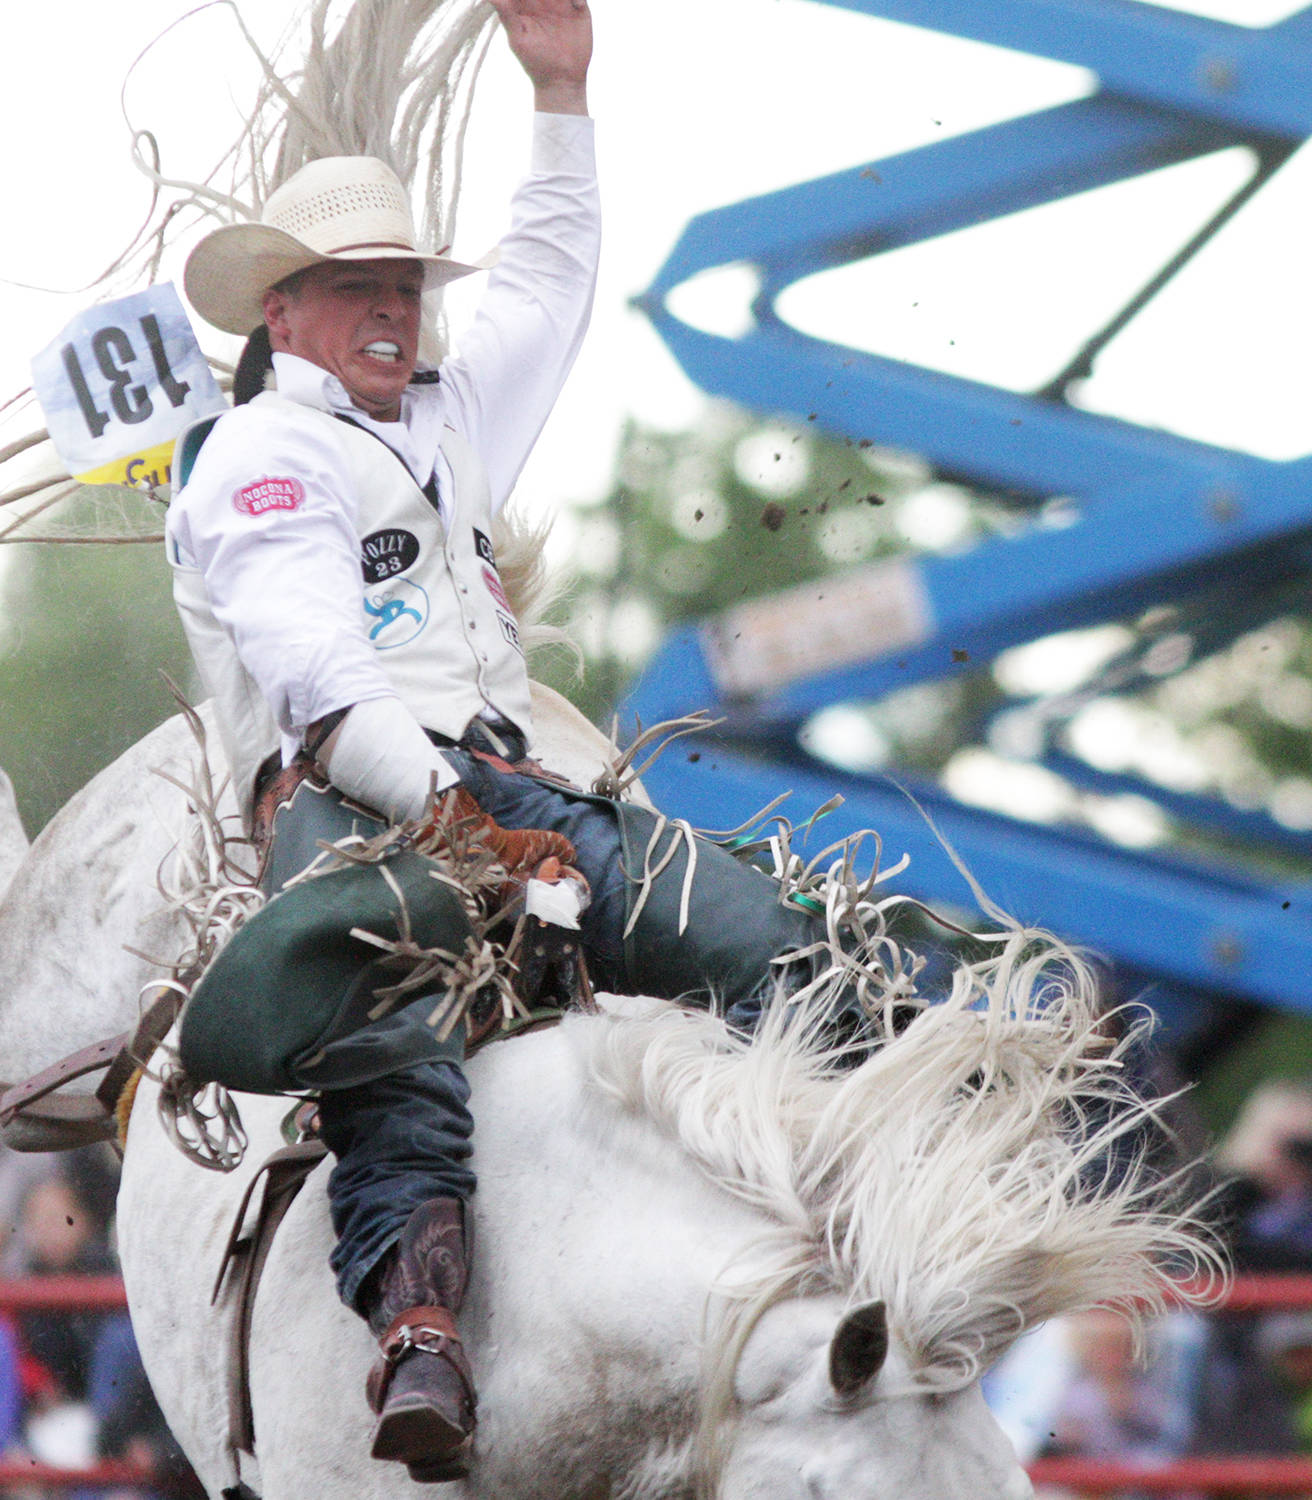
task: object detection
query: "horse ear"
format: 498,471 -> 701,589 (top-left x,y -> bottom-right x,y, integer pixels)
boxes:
829,1300 -> 889,1396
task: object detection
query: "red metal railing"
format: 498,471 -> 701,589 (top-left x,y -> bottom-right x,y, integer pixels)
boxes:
1184,1274 -> 1312,1314
0,1455 -> 157,1491
5,1273 -> 1312,1493
0,1275 -> 132,1314
1028,1456 -> 1312,1494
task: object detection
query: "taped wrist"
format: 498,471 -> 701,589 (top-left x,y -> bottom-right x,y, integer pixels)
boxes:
321,698 -> 460,823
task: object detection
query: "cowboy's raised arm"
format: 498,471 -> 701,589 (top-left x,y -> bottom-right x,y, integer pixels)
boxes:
490,0 -> 592,116
436,0 -> 599,512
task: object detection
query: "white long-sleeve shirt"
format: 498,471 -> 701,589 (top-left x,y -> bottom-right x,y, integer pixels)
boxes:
166,114 -> 599,797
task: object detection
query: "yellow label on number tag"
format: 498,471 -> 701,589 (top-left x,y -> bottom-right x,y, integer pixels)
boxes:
75,440 -> 179,490
30,283 -> 228,488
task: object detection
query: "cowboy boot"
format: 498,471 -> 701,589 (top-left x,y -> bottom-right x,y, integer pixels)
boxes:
363,1198 -> 477,1482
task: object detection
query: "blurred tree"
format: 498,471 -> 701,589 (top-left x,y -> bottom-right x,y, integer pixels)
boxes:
534,405 -> 951,725
0,504 -> 194,836
539,407 -> 1312,870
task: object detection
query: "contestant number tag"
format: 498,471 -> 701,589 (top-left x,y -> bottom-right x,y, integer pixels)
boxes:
31,283 -> 227,489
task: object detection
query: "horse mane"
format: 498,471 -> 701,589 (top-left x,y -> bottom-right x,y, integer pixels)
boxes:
122,1 -> 495,334
492,507 -> 578,666
584,900 -> 1225,1457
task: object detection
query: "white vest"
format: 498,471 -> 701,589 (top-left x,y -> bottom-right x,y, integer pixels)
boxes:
172,394 -> 535,823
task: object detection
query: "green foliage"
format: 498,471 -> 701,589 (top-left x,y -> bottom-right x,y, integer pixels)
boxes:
0,522 -> 195,836
1193,1013 -> 1312,1138
1142,618 -> 1312,848
534,408 -> 935,723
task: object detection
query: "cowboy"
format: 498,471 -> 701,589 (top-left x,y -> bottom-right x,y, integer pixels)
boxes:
167,0 -> 855,1482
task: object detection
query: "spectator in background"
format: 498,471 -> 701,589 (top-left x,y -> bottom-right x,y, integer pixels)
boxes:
1256,1313 -> 1312,1451
1006,1306 -> 1299,1499
989,1309 -> 1206,1500
0,1313 -> 22,1454
89,1316 -> 204,1500
1147,1078 -> 1312,1470
1041,1310 -> 1195,1470
1214,1080 -> 1312,1270
0,1146 -> 200,1498
8,1170 -> 116,1407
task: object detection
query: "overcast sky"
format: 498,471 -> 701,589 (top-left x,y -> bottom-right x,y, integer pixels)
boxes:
1,0 -> 1308,528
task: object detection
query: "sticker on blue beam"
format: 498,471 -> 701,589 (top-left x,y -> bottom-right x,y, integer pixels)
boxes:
701,555 -> 932,697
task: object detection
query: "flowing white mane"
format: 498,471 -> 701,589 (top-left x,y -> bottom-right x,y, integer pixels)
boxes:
585,913 -> 1225,1412
120,0 -> 495,306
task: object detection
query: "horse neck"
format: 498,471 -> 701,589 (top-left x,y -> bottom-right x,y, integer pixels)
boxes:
0,769 -> 27,902
0,713 -> 201,1083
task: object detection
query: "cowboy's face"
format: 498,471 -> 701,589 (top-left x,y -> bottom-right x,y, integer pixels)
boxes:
262,259 -> 424,421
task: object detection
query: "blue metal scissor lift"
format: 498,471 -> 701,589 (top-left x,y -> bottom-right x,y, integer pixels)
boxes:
625,0 -> 1312,1031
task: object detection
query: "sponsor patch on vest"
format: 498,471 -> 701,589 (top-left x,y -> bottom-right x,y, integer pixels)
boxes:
361,528 -> 420,584
473,527 -> 496,568
364,578 -> 430,650
497,610 -> 523,654
232,476 -> 305,517
482,565 -> 511,612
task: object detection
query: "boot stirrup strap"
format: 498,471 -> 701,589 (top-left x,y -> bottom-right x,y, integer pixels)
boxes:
369,1305 -> 476,1415
379,1304 -> 461,1365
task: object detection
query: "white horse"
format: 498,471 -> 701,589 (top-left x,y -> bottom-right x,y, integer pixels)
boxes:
0,690 -> 1219,1499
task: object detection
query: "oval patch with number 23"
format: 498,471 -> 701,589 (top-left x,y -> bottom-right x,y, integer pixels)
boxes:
361,528 -> 420,583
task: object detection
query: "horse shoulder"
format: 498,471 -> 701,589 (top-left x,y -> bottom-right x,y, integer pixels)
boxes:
117,1085 -> 290,1498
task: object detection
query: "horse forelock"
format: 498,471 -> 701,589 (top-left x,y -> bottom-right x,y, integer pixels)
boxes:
585,921 -> 1225,1425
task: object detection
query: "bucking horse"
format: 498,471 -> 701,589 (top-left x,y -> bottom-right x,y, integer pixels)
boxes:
0,680 -> 1222,1499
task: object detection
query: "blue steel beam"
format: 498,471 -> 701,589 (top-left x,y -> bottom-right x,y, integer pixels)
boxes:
628,415 -> 1312,729
644,95 -> 1247,304
647,316 -> 1252,504
632,739 -> 1312,1013
648,314 -> 1248,499
629,0 -> 1312,1014
820,0 -> 1312,138
635,3 -> 1312,724
1037,750 -> 1312,862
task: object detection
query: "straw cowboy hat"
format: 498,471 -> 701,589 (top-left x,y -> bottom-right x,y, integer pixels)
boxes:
184,155 -> 492,336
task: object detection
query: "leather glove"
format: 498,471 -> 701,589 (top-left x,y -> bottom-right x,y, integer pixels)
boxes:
435,786 -> 577,883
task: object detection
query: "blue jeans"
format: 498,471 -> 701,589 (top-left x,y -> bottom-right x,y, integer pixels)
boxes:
318,1060 -> 476,1308
450,751 -> 629,991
